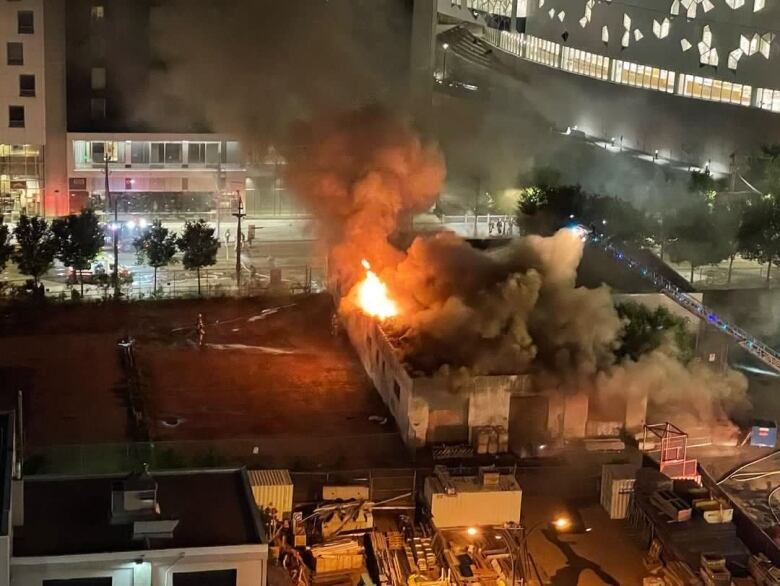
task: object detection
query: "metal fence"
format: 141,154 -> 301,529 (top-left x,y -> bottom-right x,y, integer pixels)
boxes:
0,264 -> 326,302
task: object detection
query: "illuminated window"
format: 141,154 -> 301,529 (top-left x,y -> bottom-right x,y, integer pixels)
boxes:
671,0 -> 680,15
757,88 -> 780,112
728,48 -> 743,71
611,59 -> 675,94
602,26 -> 609,44
681,38 -> 692,52
725,0 -> 745,7
91,5 -> 104,20
634,29 -> 643,42
679,74 -> 752,106
557,10 -> 565,22
755,0 -> 765,11
561,47 -> 609,80
653,18 -> 670,39
622,31 -> 630,48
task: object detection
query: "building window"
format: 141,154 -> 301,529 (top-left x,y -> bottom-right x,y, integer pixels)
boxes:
17,11 -> 33,34
678,73 -> 751,106
173,569 -> 237,586
165,142 -> 182,164
611,59 -> 675,94
43,576 -> 113,586
91,67 -> 106,90
8,106 -> 24,128
19,74 -> 34,97
188,142 -> 206,164
7,42 -> 23,66
561,47 -> 609,80
90,5 -> 104,20
757,88 -> 780,112
131,141 -> 150,164
206,142 -> 220,165
151,142 -> 164,164
90,98 -> 106,120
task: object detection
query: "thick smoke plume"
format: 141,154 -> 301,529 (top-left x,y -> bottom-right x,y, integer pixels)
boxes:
141,0 -> 411,143
286,107 -> 748,434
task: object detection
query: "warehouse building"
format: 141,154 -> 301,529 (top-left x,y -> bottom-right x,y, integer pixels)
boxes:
342,311 -> 645,451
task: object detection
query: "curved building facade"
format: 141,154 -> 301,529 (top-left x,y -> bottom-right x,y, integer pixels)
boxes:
522,0 -> 780,112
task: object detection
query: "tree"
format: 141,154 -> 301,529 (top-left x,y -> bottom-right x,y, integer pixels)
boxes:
12,215 -> 57,287
0,220 -> 12,274
666,197 -> 731,283
176,219 -> 219,296
712,198 -> 744,285
52,209 -> 105,296
737,196 -> 780,286
515,183 -> 651,247
133,220 -> 178,293
744,144 -> 780,195
616,302 -> 694,363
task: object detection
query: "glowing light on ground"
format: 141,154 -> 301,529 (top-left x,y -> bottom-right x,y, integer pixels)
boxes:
356,259 -> 398,320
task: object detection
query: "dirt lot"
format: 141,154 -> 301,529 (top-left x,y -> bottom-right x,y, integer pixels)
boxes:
0,294 -> 396,453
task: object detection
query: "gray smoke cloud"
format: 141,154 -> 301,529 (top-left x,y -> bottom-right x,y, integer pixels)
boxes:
140,0 -> 412,144
285,107 -> 748,434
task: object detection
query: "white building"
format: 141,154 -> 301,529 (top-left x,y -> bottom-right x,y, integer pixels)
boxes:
0,0 -> 46,218
0,418 -> 269,586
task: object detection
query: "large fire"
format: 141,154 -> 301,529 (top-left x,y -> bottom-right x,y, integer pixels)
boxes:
355,259 -> 398,320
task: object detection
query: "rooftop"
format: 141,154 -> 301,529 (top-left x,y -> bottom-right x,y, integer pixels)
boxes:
12,468 -> 265,557
427,472 -> 521,494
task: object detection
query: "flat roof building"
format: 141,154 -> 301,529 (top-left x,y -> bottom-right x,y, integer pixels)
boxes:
8,467 -> 268,586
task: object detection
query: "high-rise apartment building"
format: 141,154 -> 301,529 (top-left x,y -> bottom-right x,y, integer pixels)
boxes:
0,0 -> 46,217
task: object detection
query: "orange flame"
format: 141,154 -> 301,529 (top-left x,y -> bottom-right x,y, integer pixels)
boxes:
356,259 -> 398,320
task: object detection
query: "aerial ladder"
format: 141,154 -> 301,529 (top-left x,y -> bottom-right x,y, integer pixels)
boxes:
583,230 -> 780,375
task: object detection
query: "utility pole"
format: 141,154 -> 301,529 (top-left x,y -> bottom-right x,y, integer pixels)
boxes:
232,191 -> 246,290
105,154 -> 119,299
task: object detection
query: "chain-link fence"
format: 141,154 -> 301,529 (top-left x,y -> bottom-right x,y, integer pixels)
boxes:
0,264 -> 326,302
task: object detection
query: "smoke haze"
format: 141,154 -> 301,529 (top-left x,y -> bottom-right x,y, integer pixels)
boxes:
141,0 -> 412,143
286,107 -> 748,434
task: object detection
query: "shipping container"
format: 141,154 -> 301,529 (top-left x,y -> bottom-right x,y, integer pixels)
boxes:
323,485 -> 370,501
248,469 -> 293,516
600,464 -> 639,520
424,474 -> 522,528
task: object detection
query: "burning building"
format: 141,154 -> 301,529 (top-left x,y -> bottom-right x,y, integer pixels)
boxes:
285,107 -> 743,452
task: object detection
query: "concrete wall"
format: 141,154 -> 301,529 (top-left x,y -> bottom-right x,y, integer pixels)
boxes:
11,547 -> 267,586
0,535 -> 9,586
43,0 -> 68,217
342,310 -> 594,447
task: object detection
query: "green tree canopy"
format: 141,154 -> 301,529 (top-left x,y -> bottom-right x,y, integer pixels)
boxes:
665,197 -> 732,283
134,220 -> 178,292
515,183 -> 651,247
0,220 -> 12,273
737,195 -> 780,285
744,144 -> 780,195
52,209 -> 105,296
616,301 -> 695,363
176,219 -> 219,296
12,215 -> 57,286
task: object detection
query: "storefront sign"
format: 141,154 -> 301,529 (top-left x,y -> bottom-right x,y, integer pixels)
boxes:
68,177 -> 87,190
10,180 -> 26,190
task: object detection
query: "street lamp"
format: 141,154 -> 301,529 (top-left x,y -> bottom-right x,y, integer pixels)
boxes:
442,42 -> 450,79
